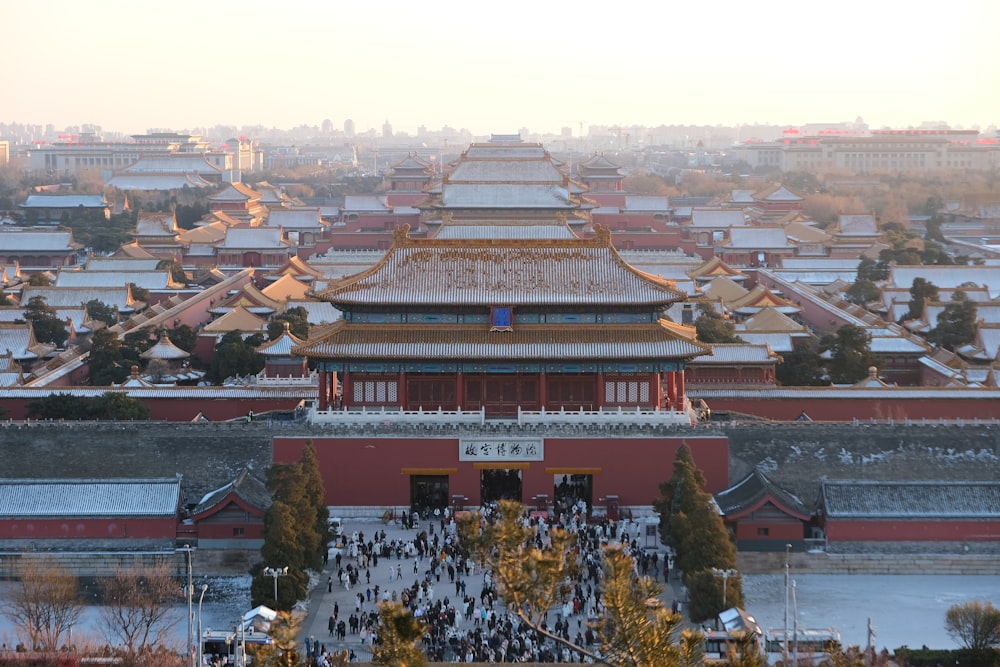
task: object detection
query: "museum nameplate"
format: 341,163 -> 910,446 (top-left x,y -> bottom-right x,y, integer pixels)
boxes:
459,438 -> 543,461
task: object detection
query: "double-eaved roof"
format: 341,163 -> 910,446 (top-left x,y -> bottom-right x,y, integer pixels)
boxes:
0,477 -> 181,518
315,225 -> 686,308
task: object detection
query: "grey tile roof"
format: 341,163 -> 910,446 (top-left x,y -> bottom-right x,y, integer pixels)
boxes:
22,195 -> 107,208
434,223 -> 576,240
295,322 -> 709,362
0,478 -> 181,518
0,230 -> 79,251
821,481 -> 1000,518
716,468 -> 810,518
318,238 -> 686,307
192,468 -> 270,516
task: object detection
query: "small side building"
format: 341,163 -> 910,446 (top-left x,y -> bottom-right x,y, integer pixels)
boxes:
188,467 -> 269,571
715,468 -> 811,549
818,480 -> 1000,548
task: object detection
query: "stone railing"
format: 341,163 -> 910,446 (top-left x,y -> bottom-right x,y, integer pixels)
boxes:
307,402 -> 695,427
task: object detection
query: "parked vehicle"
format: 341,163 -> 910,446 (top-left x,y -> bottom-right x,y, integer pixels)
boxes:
764,628 -> 841,666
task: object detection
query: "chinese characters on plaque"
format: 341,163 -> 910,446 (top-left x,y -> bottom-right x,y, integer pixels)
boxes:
459,438 -> 544,461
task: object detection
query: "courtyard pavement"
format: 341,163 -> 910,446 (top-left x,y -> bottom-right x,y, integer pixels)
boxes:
295,516 -> 687,661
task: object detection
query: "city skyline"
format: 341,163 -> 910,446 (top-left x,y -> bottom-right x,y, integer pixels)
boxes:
2,0 -> 998,138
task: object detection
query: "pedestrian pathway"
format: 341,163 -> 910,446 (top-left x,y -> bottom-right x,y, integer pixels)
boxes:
296,515 -> 689,661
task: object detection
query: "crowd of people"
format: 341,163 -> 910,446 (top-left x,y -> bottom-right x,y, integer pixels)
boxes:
304,504 -> 675,665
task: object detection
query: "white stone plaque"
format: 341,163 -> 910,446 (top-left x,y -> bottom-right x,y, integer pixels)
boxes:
459,438 -> 544,461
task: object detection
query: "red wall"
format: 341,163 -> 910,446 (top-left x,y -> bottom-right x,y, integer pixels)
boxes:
273,435 -> 729,508
824,519 -> 1000,542
0,517 -> 177,539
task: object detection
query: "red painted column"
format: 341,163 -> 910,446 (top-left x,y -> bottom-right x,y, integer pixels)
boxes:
538,371 -> 547,410
675,370 -> 686,410
318,371 -> 328,411
397,372 -> 407,409
341,371 -> 351,408
455,373 -> 464,411
595,371 -> 604,410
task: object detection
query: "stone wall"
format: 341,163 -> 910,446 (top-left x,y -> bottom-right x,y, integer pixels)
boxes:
739,551 -> 1000,575
3,420 -> 1000,507
722,421 -> 1000,504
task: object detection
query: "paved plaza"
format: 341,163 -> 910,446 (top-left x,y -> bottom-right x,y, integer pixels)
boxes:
295,515 -> 687,661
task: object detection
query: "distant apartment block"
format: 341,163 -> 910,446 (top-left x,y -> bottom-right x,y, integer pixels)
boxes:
733,128 -> 999,173
23,131 -> 261,177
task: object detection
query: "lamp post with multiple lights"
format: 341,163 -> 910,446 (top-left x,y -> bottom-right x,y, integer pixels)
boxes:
711,567 -> 739,610
784,543 -> 792,666
263,566 -> 288,602
177,544 -> 195,667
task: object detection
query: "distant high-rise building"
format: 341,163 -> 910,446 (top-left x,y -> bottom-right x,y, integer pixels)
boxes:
382,120 -> 393,139
322,119 -> 333,134
344,119 -> 355,137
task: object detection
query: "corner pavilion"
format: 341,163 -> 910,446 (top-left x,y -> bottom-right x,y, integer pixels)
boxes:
286,224 -> 722,514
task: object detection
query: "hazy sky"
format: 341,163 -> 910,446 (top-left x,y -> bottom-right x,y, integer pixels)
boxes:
3,0 -> 997,137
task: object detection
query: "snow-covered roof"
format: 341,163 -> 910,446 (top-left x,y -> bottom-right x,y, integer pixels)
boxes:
22,194 -> 107,208
689,209 -> 747,228
0,478 -> 181,518
821,480 -> 1000,518
317,229 -> 686,308
0,230 -> 79,251
267,208 -> 326,229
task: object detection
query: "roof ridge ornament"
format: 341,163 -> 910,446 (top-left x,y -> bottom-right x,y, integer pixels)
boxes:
393,224 -> 411,246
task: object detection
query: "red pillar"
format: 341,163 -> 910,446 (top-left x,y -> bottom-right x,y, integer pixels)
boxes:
595,371 -> 604,410
455,373 -> 464,411
341,371 -> 351,408
398,372 -> 407,410
675,370 -> 686,410
538,371 -> 547,410
318,371 -> 329,411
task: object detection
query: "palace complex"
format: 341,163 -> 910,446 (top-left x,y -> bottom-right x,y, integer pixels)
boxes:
277,138 -> 725,514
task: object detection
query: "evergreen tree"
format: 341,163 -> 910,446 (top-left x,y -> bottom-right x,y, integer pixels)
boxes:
694,305 -> 743,344
844,280 -> 880,306
87,328 -> 130,386
372,602 -> 429,667
23,296 -> 68,346
855,257 -> 889,282
268,307 -> 310,341
91,392 -> 149,420
819,324 -> 877,384
904,278 -> 939,322
167,324 -> 197,352
85,299 -> 118,327
775,345 -> 825,386
653,443 -> 740,622
928,290 -> 978,351
209,330 -> 265,383
253,443 -> 328,609
298,441 -> 330,570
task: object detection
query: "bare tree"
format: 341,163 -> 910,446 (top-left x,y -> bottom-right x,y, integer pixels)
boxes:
100,562 -> 182,664
944,600 -> 1000,651
3,558 -> 84,651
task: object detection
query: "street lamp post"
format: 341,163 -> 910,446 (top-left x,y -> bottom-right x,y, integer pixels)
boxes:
263,566 -> 288,602
177,544 -> 195,667
711,567 -> 738,610
784,543 -> 792,666
196,584 -> 208,667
